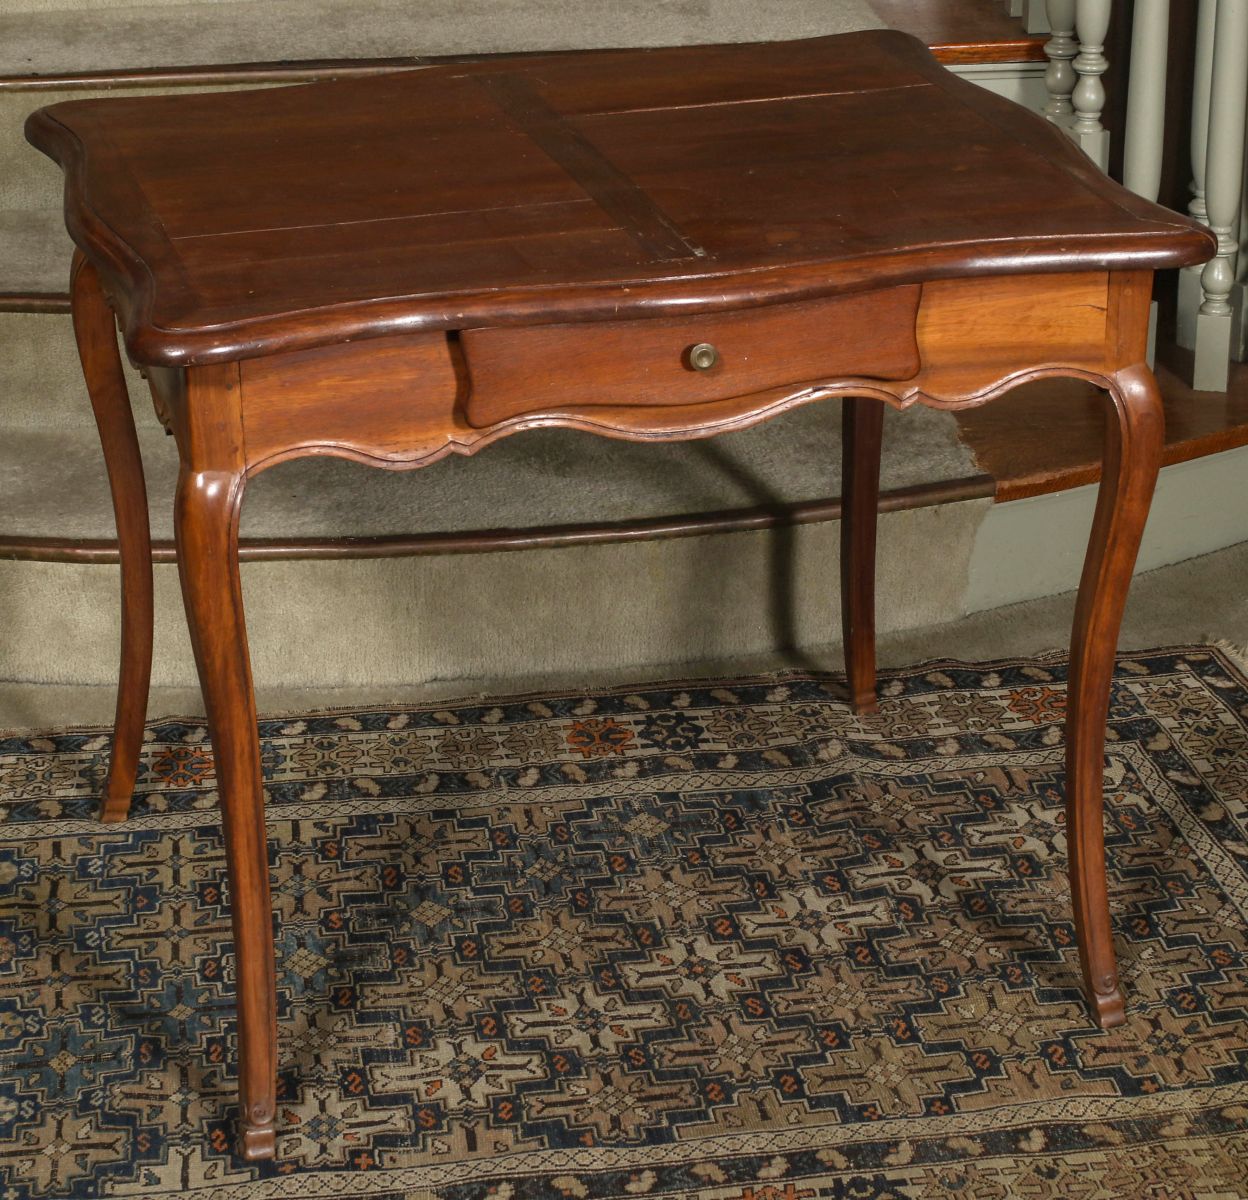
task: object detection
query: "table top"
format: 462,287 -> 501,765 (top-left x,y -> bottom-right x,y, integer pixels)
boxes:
28,30 -> 1211,367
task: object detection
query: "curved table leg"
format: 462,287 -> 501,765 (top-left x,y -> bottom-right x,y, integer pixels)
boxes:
841,396 -> 884,714
1067,362 -> 1164,1029
71,252 -> 153,823
173,364 -> 277,1160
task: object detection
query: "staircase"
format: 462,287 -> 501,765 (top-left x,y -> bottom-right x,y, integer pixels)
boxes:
1,1 -> 1244,704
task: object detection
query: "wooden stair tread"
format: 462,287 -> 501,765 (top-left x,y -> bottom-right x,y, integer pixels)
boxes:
869,0 -> 1047,63
954,355 -> 1248,501
5,350 -> 1243,562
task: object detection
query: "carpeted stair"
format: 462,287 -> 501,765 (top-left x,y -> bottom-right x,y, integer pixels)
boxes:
1,0 -> 1006,694
3,0 -> 890,74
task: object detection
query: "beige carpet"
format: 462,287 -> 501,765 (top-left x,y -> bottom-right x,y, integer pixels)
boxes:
0,496 -> 991,689
3,536 -> 1246,730
0,209 -> 70,293
1,390 -> 982,539
1,0 -> 885,75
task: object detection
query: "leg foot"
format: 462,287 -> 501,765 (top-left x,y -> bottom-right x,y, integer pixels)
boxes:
841,396 -> 884,715
240,1119 -> 277,1161
1090,985 -> 1127,1029
100,791 -> 135,824
1067,362 -> 1164,1028
71,252 -> 153,822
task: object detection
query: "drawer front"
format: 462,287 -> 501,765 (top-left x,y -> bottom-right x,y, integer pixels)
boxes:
461,286 -> 921,428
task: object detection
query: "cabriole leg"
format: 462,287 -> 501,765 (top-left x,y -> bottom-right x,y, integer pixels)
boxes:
172,364 -> 277,1159
70,251 -> 153,823
1066,362 -> 1164,1028
841,396 -> 884,714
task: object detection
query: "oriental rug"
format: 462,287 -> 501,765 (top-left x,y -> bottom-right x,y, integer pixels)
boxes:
1,646 -> 1246,1199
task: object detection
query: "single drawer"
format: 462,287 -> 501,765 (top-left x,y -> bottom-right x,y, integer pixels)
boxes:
461,285 -> 921,428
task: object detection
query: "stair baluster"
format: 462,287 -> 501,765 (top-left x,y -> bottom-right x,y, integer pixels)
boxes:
1073,0 -> 1112,168
1123,0 -> 1171,365
1192,0 -> 1248,392
1043,0 -> 1078,122
1123,0 -> 1169,201
1177,0 -> 1217,351
1024,0 -> 1053,33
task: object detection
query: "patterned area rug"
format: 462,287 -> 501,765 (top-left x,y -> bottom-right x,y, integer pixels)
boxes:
2,647 -> 1247,1199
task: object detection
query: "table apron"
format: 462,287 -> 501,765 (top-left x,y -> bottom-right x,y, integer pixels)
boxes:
148,269 -> 1150,478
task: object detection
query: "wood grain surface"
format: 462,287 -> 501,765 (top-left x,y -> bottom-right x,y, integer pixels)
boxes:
462,288 -> 921,427
27,31 -> 1211,367
40,31 -> 1219,1161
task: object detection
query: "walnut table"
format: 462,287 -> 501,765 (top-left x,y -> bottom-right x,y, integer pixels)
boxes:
27,30 -> 1213,1160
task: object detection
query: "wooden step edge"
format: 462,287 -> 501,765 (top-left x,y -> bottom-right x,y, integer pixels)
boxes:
6,44 -> 746,92
0,56 -> 425,92
0,475 -> 993,565
0,292 -> 68,313
0,33 -> 1041,93
929,38 -> 1046,66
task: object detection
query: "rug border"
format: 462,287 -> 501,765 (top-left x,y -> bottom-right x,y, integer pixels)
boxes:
3,642 -> 1244,742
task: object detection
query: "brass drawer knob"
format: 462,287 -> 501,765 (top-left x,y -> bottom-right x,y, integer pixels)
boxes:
687,342 -> 720,371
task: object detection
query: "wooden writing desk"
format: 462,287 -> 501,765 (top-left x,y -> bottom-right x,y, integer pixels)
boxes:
27,31 -> 1213,1160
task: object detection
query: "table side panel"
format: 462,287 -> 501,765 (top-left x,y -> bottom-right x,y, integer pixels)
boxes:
239,334 -> 465,471
911,271 -> 1114,401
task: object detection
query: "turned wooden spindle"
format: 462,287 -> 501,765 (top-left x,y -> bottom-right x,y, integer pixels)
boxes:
1122,0 -> 1169,203
1043,0 -> 1078,122
1193,0 -> 1248,392
1072,0 -> 1112,169
1122,0 -> 1170,365
1177,0 -> 1218,351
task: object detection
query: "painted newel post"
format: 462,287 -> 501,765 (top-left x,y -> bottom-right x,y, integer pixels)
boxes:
1177,0 -> 1217,351
1122,0 -> 1172,365
1193,0 -> 1248,392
